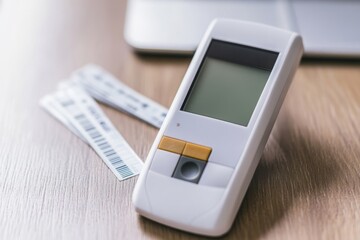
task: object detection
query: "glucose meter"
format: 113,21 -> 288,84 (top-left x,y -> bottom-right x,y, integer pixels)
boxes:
133,19 -> 303,236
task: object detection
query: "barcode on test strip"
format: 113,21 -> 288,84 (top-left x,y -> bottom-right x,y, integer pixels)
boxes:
74,113 -> 134,178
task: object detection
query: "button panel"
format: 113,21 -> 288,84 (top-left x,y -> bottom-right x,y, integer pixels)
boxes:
151,135 -> 233,186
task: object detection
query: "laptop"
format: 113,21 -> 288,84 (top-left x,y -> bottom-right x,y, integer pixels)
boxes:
124,0 -> 360,57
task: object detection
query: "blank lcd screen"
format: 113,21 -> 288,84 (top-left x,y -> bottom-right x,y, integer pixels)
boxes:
181,40 -> 278,126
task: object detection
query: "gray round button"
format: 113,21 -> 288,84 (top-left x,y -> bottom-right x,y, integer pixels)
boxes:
180,161 -> 200,180
172,156 -> 207,183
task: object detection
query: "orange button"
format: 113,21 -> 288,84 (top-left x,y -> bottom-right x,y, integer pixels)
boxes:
158,136 -> 186,154
182,143 -> 212,161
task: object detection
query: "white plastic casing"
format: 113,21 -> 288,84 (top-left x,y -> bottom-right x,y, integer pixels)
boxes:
133,19 -> 303,237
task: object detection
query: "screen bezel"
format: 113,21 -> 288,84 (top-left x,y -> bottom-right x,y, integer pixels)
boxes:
180,39 -> 279,126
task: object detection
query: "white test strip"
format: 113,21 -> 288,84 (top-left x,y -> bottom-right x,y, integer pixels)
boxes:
41,85 -> 143,181
71,64 -> 168,128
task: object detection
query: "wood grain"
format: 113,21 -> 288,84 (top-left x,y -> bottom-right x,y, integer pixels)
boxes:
0,0 -> 360,239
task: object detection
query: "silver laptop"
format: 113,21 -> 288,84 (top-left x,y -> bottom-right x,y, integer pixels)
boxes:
124,0 -> 360,57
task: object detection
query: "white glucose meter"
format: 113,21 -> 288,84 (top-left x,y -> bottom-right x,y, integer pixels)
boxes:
133,19 -> 303,236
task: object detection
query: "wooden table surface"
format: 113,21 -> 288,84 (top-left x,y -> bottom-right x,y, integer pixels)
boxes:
1,0 -> 360,239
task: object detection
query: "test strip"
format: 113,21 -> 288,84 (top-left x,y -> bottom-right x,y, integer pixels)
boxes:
40,85 -> 143,181
71,64 -> 168,128
40,95 -> 87,142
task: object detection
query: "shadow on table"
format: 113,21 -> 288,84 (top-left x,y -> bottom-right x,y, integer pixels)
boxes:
137,111 -> 340,240
227,112 -> 340,239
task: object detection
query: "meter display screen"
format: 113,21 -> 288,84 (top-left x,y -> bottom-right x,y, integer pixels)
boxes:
181,40 -> 278,126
